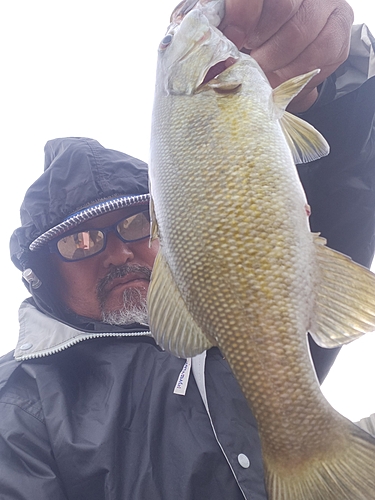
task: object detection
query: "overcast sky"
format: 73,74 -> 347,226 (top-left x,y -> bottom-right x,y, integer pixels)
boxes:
1,0 -> 374,422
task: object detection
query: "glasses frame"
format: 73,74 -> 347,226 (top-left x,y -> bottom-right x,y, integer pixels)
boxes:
48,209 -> 150,262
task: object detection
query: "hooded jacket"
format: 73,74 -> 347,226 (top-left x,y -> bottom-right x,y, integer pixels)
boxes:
1,24 -> 375,500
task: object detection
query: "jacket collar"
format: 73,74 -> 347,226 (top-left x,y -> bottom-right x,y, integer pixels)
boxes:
14,300 -> 152,361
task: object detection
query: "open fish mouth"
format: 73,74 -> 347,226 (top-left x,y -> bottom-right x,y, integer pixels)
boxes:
201,57 -> 237,85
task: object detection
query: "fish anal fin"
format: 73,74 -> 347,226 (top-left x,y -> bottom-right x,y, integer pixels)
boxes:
265,420 -> 375,500
147,251 -> 214,358
280,111 -> 330,164
310,234 -> 375,348
272,70 -> 330,164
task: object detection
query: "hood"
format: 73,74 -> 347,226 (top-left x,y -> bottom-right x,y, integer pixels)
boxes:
9,137 -> 150,331
10,137 -> 149,271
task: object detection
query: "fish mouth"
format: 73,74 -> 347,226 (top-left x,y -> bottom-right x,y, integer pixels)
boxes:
201,57 -> 237,85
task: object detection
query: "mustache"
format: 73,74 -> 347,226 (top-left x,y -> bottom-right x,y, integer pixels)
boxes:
97,264 -> 152,302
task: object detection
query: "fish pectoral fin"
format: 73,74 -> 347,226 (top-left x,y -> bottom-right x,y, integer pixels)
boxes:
207,80 -> 242,94
197,79 -> 242,94
310,234 -> 375,348
279,111 -> 330,164
147,251 -> 214,358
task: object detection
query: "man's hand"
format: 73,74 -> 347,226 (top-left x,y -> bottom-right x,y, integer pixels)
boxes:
220,0 -> 354,112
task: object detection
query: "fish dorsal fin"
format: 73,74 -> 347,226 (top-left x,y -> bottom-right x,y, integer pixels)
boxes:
309,234 -> 375,348
280,111 -> 330,164
147,251 -> 214,358
272,70 -> 330,164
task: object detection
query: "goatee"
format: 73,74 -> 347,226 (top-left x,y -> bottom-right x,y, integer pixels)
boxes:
97,264 -> 151,326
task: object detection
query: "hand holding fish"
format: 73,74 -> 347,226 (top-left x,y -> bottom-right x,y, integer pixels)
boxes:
220,0 -> 354,111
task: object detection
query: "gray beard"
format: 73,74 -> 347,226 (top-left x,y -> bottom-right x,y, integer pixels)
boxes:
97,264 -> 151,327
101,287 -> 149,326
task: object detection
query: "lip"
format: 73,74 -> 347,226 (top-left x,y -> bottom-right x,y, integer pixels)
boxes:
106,273 -> 150,293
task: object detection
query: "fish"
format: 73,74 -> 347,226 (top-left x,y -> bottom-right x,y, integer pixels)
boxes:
147,1 -> 375,498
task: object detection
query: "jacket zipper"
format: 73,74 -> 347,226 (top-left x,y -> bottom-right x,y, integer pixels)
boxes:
17,331 -> 153,361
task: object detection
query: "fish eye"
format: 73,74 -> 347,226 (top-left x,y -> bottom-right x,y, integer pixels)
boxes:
159,34 -> 173,50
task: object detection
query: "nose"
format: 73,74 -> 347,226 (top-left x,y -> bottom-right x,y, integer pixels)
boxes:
101,231 -> 135,268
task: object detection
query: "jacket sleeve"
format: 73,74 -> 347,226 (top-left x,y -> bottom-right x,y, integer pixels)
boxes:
298,24 -> 375,383
0,401 -> 68,499
0,356 -> 68,499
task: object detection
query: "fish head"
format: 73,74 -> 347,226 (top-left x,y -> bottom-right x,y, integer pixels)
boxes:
156,8 -> 240,96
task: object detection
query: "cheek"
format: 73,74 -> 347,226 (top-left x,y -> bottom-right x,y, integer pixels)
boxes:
64,264 -> 100,299
52,258 -> 102,317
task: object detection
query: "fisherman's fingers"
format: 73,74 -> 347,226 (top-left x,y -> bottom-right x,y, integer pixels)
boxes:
221,0 -> 306,49
265,1 -> 353,112
222,0 -> 353,52
220,0 -> 265,47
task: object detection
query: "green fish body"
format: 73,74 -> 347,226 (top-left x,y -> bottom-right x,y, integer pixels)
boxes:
148,5 -> 375,499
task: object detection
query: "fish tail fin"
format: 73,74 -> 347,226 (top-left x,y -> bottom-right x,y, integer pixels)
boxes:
265,420 -> 375,500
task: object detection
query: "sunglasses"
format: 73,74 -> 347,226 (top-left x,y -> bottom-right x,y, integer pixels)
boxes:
48,209 -> 151,262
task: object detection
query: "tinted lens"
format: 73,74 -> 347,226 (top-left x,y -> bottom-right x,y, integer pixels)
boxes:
57,230 -> 105,260
117,211 -> 150,242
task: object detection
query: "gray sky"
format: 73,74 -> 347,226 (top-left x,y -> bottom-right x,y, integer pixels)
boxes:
1,0 -> 374,421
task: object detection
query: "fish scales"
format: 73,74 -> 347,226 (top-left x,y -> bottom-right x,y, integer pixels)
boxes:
152,58 -> 344,461
148,3 -> 375,499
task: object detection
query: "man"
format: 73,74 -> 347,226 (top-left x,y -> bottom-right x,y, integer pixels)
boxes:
1,1 -> 374,499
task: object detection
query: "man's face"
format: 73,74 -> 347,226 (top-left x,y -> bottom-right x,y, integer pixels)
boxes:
51,207 -> 159,323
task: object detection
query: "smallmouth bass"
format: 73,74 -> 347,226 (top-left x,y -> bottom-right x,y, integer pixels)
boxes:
148,2 -> 375,498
